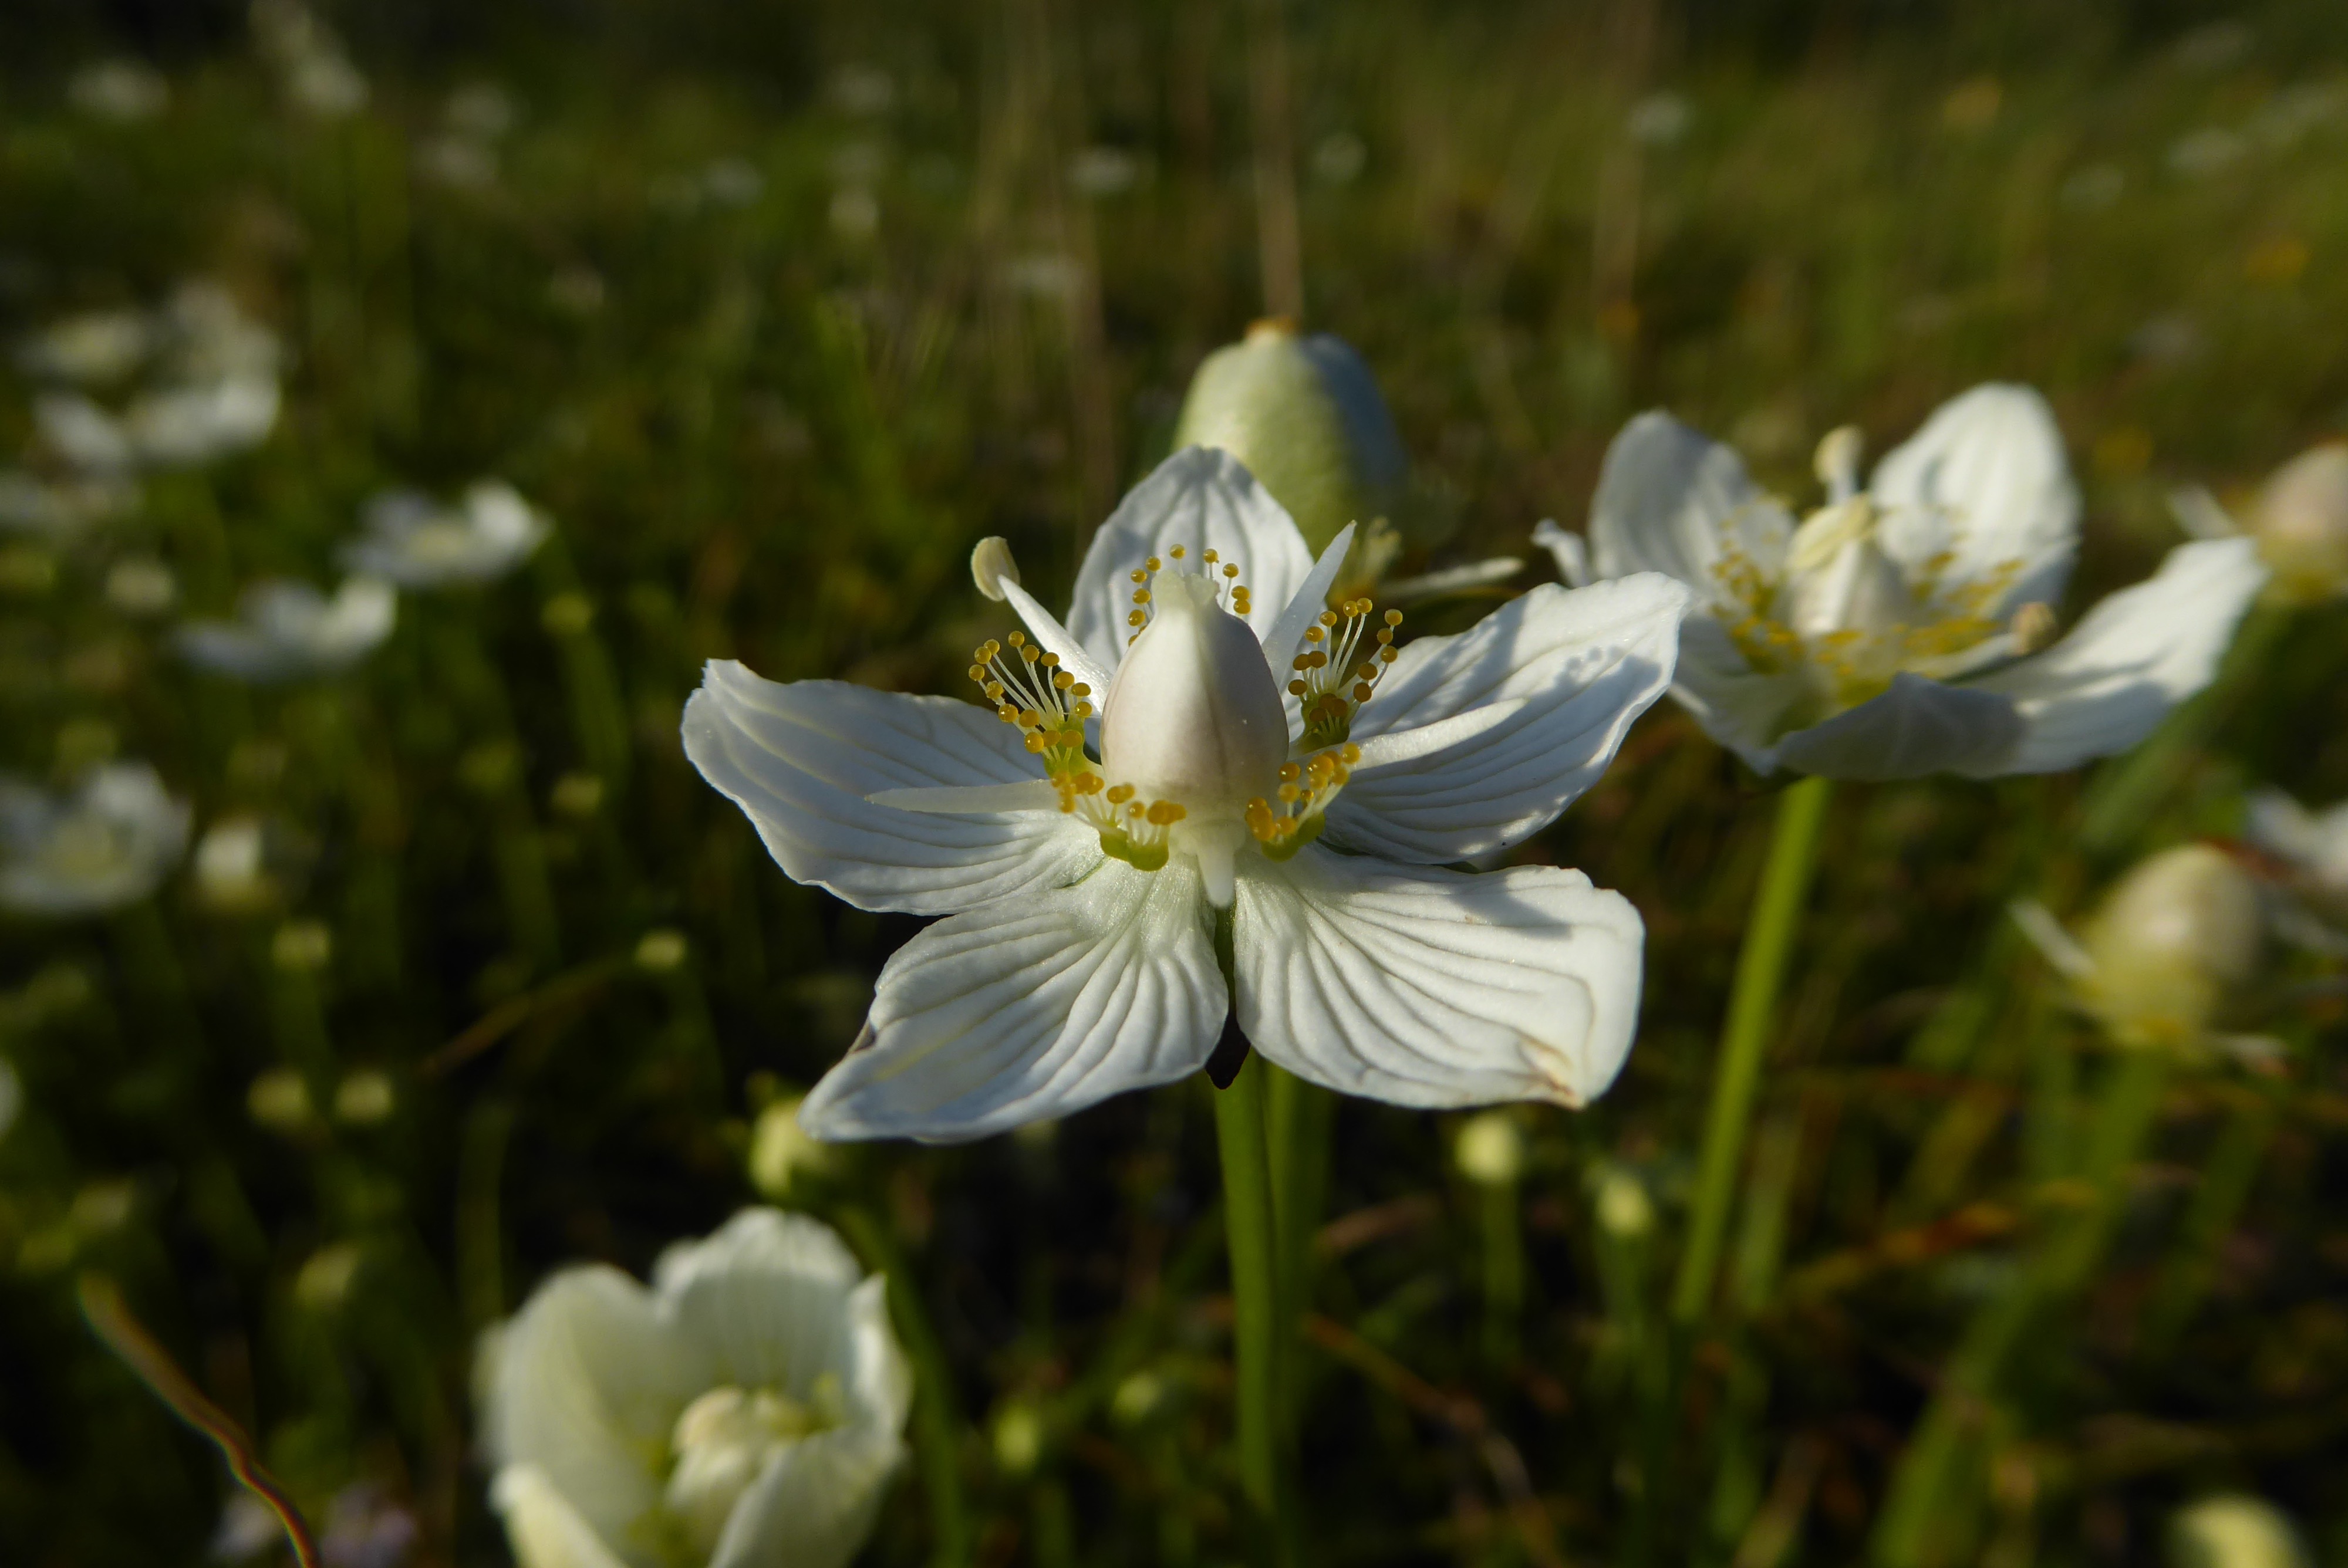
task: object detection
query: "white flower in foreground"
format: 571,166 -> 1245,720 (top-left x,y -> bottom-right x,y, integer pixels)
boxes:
2173,440 -> 2348,606
2012,843 -> 2266,1053
481,1208 -> 910,1568
344,481 -> 548,587
685,447 -> 1687,1141
1554,385 -> 2269,780
0,763 -> 191,916
177,576 -> 396,682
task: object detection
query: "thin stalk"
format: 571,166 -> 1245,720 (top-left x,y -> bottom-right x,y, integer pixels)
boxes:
1672,774 -> 1833,1325
1264,1062 -> 1329,1435
1215,1050 -> 1288,1555
1480,1178 -> 1523,1368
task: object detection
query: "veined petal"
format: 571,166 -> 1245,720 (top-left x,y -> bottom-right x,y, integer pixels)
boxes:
707,1428 -> 905,1568
1325,576 -> 1685,862
1262,522 -> 1357,675
1954,537 -> 2268,776
485,1268 -> 700,1564
1588,411 -> 1794,608
1770,672 -> 2023,780
1065,447 -> 1316,672
996,579 -> 1115,696
490,1466 -> 635,1568
1871,383 -> 2080,616
1233,849 -> 1644,1108
653,1209 -> 866,1404
683,663 -> 1097,916
865,781 -> 1064,814
799,858 -> 1225,1143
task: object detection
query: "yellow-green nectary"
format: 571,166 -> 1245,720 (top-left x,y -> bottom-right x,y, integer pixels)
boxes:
2079,843 -> 2263,1047
1171,319 -> 1408,555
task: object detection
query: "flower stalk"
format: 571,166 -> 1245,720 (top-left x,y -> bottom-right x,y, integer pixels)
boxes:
1672,773 -> 1834,1326
1214,1049 -> 1290,1556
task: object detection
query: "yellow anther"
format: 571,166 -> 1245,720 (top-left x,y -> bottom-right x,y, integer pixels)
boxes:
1341,744 -> 1362,764
1145,556 -> 1161,571
1379,646 -> 1398,663
1052,670 -> 1074,690
1318,610 -> 1337,626
1128,609 -> 1148,627
1106,783 -> 1136,805
1132,589 -> 1152,604
1223,563 -> 1239,578
1353,682 -> 1373,701
1304,626 -> 1325,644
1020,644 -> 1040,663
1383,609 -> 1402,626
1278,762 -> 1302,783
1288,679 -> 1308,696
1278,784 -> 1300,803
1008,631 -> 1025,648
1202,548 -> 1219,563
1025,734 -> 1048,753
1071,683 -> 1091,697
1129,569 -> 1148,583
1040,651 -> 1060,667
1126,801 -> 1145,818
1169,546 -> 1186,559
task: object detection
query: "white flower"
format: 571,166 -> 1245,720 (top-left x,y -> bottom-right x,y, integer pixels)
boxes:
480,1209 -> 910,1568
0,470 -> 139,539
16,306 -> 152,384
2173,441 -> 2348,606
27,285 -> 281,474
0,763 -> 191,916
344,482 -> 548,587
68,59 -> 171,123
1558,385 -> 2269,780
2245,787 -> 2348,934
177,576 -> 396,682
684,447 -> 1687,1141
251,0 -> 369,116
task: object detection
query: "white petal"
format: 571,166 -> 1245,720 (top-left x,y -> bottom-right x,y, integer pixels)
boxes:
2169,484 -> 2241,542
1769,673 -> 2023,781
653,1209 -> 866,1401
1233,849 -> 1644,1108
1870,383 -> 2080,616
1324,576 -> 1685,862
799,857 -> 1225,1143
487,1268 -> 699,1560
1064,447 -> 1317,673
1587,411 -> 1794,607
1531,519 -> 1591,587
996,579 -> 1115,697
683,662 -> 1097,916
1261,522 -> 1357,675
841,1273 -> 916,1437
489,1466 -> 636,1568
707,1428 -> 904,1568
865,781 -> 1064,814
1658,614 -> 1811,774
1378,555 -> 1525,602
1954,537 -> 2268,776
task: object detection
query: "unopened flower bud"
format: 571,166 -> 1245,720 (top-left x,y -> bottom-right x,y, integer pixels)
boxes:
636,928 -> 688,971
991,1400 -> 1044,1476
746,1094 -> 830,1197
296,1241 -> 365,1312
2079,844 -> 2262,1046
1170,319 -> 1408,554
248,1067 -> 315,1134
970,536 -> 1021,601
2168,1493 -> 2312,1568
2250,442 -> 2348,604
1593,1166 -> 1655,1239
333,1069 -> 396,1126
1454,1110 -> 1525,1187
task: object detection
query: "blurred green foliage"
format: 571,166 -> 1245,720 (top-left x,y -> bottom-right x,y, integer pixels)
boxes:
2,1 -> 2347,1563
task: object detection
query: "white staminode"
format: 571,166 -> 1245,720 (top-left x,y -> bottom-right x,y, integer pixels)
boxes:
1558,384 -> 2269,780
0,763 -> 191,917
481,1208 -> 909,1568
684,447 -> 1691,1141
177,575 -> 396,682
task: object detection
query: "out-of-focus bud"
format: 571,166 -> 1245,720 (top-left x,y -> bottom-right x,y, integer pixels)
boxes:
2078,844 -> 2263,1047
1110,1370 -> 1166,1427
990,1400 -> 1045,1476
1171,319 -> 1408,555
636,928 -> 689,971
248,1066 -> 315,1134
745,1094 -> 831,1198
334,1069 -> 396,1126
2167,1493 -> 2312,1568
2249,442 -> 2348,605
272,918 -> 332,972
1592,1165 -> 1655,1239
1454,1110 -> 1525,1187
295,1240 -> 365,1311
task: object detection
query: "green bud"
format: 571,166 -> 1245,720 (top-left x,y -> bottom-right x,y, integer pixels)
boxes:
2252,441 -> 2348,605
2079,844 -> 2262,1047
1172,319 -> 1408,555
1453,1110 -> 1525,1187
2168,1494 -> 2312,1568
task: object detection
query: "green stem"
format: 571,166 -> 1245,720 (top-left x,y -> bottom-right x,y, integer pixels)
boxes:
1263,1062 -> 1328,1437
2140,1093 -> 2275,1352
1480,1179 -> 1523,1368
1215,1051 -> 1287,1550
1672,774 -> 1833,1326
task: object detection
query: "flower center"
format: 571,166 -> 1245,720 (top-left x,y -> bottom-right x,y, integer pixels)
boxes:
663,1381 -> 840,1557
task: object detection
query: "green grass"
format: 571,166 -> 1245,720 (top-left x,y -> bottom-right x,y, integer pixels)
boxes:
3,2 -> 2347,1563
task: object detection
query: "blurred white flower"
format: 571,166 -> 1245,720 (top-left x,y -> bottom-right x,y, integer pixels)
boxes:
212,1491 -> 283,1562
828,188 -> 880,238
178,576 -> 396,682
1310,131 -> 1367,186
344,482 -> 548,587
0,470 -> 139,539
2013,843 -> 2266,1052
702,158 -> 765,207
2172,441 -> 2348,606
481,1208 -> 911,1568
832,66 -> 895,117
685,448 -> 1684,1140
1069,146 -> 1141,197
0,763 -> 190,917
320,1483 -> 417,1568
2169,127 -> 2248,177
16,307 -> 151,384
419,136 -> 498,190
2168,1493 -> 2313,1568
68,59 -> 171,123
251,0 -> 369,117
2245,788 -> 2348,928
1566,386 -> 2268,780
446,82 -> 519,141
104,555 -> 177,616
1626,91 -> 1692,147
192,812 -> 312,913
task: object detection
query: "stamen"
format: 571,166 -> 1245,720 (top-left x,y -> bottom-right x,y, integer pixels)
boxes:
1245,743 -> 1363,860
969,631 -> 1093,783
1291,600 -> 1401,750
